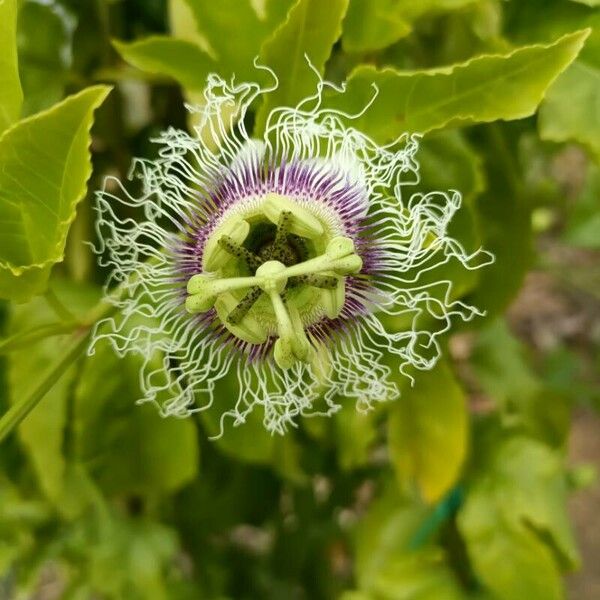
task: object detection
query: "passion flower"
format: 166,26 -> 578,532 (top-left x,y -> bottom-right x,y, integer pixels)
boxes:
91,69 -> 492,435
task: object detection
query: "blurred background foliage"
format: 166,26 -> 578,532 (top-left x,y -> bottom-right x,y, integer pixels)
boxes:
0,0 -> 599,598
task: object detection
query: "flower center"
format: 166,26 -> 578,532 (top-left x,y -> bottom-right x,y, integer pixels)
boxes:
185,193 -> 363,369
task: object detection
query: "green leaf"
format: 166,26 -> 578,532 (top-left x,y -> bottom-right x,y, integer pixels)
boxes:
458,436 -> 580,600
61,505 -> 181,600
388,359 -> 468,503
7,280 -> 100,507
254,0 -> 349,134
0,85 -> 110,302
505,0 -> 594,46
183,0 -> 295,80
169,0 -> 207,43
325,30 -> 589,141
0,0 -> 22,135
416,131 -> 485,202
334,402 -> 378,471
352,484 -> 465,599
0,477 -> 50,576
563,165 -> 600,248
472,320 -> 540,409
342,0 -> 411,53
539,34 -> 600,158
570,0 -> 600,6
353,484 -> 428,589
398,0 -> 479,10
17,0 -> 77,116
467,122 -> 532,318
341,0 -> 478,53
74,324 -> 199,497
86,518 -> 179,600
340,592 -> 373,600
470,319 -> 572,446
199,374 -> 304,482
113,37 -> 216,91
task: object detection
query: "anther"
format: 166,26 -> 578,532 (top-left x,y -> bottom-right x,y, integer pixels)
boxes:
267,288 -> 311,369
326,236 -> 356,260
331,254 -> 363,275
264,210 -> 297,265
321,278 -> 345,319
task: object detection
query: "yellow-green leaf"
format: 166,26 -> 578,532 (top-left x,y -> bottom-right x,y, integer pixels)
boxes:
342,0 -> 477,53
0,85 -> 110,302
0,0 -> 22,134
570,0 -> 600,6
254,0 -> 349,135
352,484 -> 465,599
458,436 -> 580,600
169,0 -> 209,45
113,37 -> 216,91
342,0 -> 411,53
182,0 -> 295,80
388,359 -> 467,503
539,59 -> 600,159
326,30 -> 589,141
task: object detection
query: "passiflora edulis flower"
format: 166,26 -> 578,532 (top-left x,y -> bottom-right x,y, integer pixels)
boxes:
91,67 -> 492,435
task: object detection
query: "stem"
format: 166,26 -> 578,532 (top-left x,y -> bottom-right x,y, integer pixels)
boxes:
408,485 -> 464,550
0,293 -> 119,443
0,321 -> 79,354
0,328 -> 90,443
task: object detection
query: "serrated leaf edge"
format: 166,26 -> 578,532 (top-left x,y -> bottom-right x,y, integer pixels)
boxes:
0,85 -> 112,277
347,29 -> 590,133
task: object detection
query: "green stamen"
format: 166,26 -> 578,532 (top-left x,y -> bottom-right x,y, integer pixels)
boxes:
265,284 -> 311,369
321,278 -> 346,319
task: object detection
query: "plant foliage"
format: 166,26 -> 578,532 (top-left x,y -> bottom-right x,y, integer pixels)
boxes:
0,0 -> 598,598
